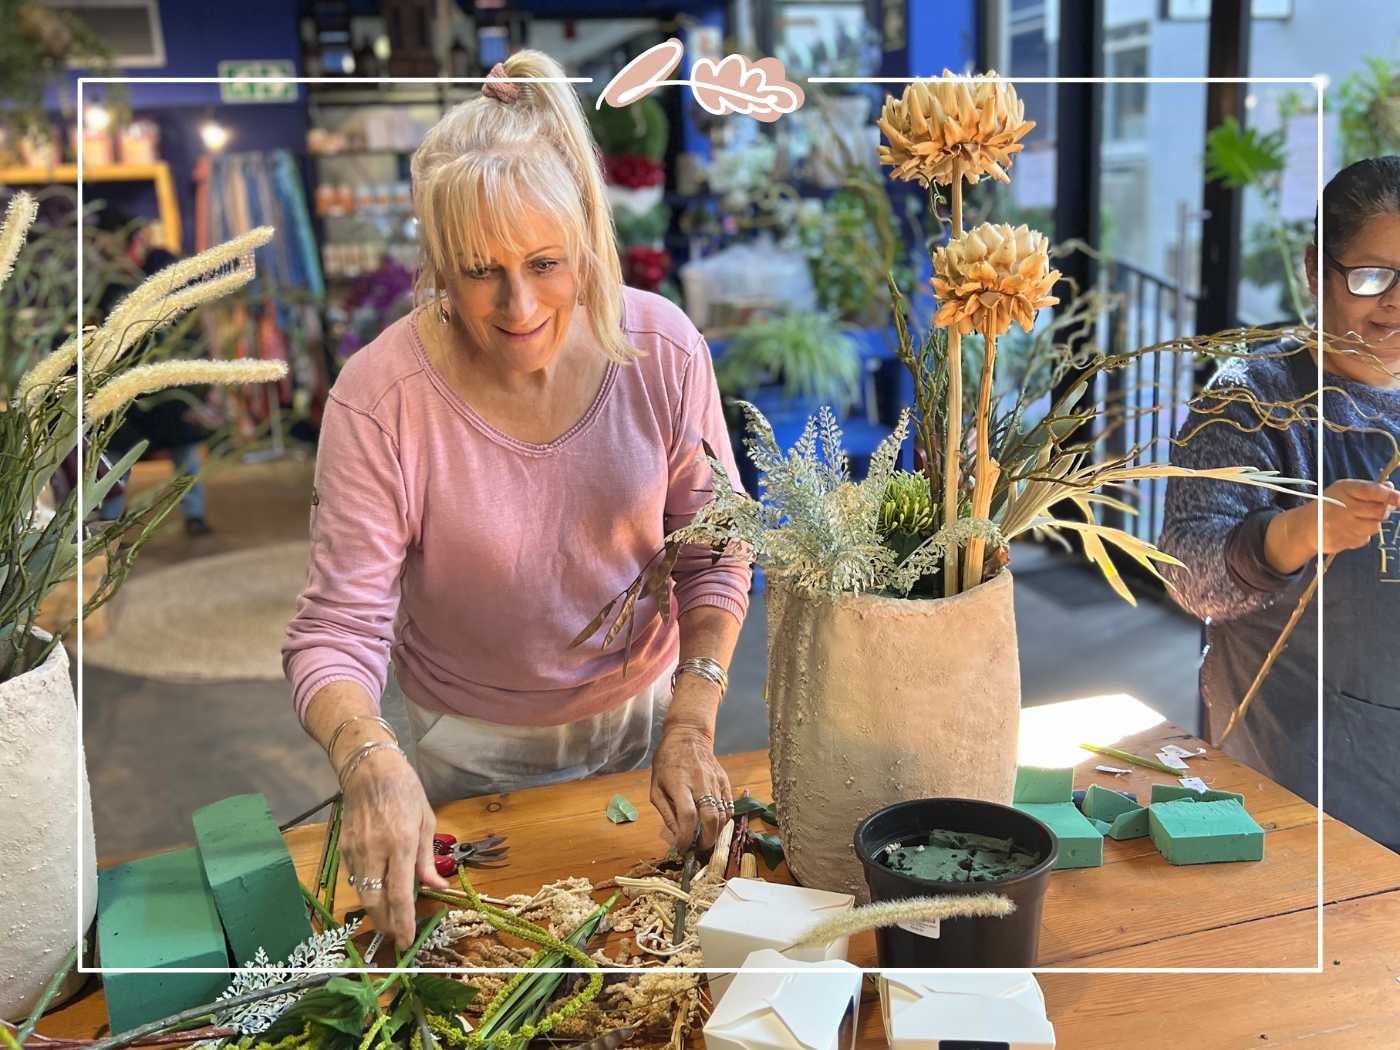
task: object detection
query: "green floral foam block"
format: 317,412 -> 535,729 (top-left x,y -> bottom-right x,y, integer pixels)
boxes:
1150,784 -> 1245,805
1082,784 -> 1139,822
97,848 -> 229,1034
1148,798 -> 1265,865
1013,766 -> 1074,805
1107,807 -> 1150,841
193,793 -> 314,968
1013,802 -> 1104,869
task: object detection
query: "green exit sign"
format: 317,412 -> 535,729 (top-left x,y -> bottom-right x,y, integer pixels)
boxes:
218,61 -> 298,103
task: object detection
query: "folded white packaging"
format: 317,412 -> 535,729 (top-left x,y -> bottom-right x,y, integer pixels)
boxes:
703,948 -> 863,1050
697,878 -> 855,999
879,971 -> 1056,1050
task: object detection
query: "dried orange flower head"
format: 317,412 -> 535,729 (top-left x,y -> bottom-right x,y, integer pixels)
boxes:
932,223 -> 1061,338
877,70 -> 1035,187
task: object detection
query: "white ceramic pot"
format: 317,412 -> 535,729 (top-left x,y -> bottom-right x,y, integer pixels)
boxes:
0,637 -> 97,1020
765,571 -> 1022,898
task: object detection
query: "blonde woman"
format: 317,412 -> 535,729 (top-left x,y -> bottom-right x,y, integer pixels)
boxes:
283,52 -> 750,947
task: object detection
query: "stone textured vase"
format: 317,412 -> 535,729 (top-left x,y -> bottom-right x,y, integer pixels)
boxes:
765,570 -> 1021,898
0,638 -> 97,1020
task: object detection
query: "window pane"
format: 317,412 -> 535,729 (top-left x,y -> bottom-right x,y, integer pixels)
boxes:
1241,8 -> 1400,325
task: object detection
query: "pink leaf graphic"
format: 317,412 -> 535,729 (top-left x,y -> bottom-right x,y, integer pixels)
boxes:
598,38 -> 685,109
690,54 -> 805,123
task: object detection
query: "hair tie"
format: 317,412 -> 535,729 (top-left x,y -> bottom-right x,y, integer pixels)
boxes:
482,63 -> 521,104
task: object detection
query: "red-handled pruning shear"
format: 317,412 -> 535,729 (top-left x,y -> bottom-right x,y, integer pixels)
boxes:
433,832 -> 509,875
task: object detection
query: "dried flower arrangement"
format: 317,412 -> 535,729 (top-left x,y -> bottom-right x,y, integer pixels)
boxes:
569,75 -> 1332,899
574,73 -> 1319,657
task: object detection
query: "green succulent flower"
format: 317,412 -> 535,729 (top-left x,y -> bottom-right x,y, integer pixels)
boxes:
879,471 -> 937,539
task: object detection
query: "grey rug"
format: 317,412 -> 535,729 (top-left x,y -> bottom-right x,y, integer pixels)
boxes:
82,540 -> 310,681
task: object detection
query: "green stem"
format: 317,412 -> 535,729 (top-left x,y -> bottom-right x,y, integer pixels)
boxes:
85,975 -> 332,1050
373,909 -> 448,997
671,849 -> 697,947
317,799 -> 344,917
455,868 -> 616,1049
301,883 -> 336,929
297,883 -> 382,1026
1078,743 -> 1185,776
418,888 -> 473,908
15,945 -> 78,1044
278,793 -> 342,833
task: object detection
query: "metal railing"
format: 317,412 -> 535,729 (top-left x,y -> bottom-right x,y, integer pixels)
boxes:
1097,257 -> 1202,546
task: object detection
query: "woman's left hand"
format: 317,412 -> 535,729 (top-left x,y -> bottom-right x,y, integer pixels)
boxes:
650,691 -> 731,852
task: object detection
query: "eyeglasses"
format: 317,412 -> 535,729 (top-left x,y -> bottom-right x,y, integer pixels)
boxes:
1325,251 -> 1400,297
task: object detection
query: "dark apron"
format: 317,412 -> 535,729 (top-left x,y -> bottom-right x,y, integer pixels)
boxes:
1202,351 -> 1400,853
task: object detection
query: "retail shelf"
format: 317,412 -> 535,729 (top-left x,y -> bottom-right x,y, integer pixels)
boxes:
0,161 -> 181,252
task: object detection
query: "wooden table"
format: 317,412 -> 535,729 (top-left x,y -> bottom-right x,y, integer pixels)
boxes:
42,696 -> 1400,1048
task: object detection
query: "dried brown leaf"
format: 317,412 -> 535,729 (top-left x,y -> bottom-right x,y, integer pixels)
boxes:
570,593 -> 620,649
603,586 -> 641,650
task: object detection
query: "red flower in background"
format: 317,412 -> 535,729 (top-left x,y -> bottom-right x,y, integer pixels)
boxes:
605,153 -> 665,189
624,245 -> 670,291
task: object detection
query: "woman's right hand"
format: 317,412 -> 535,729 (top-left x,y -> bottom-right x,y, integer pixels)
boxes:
338,750 -> 451,951
1266,480 -> 1400,573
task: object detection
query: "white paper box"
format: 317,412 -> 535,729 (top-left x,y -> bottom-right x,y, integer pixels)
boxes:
879,972 -> 1056,1050
704,949 -> 862,1050
697,878 -> 855,998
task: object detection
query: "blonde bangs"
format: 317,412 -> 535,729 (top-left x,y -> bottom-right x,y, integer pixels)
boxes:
429,151 -> 583,277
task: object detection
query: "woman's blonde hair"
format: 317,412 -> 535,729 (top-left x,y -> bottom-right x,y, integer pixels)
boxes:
410,50 -> 636,363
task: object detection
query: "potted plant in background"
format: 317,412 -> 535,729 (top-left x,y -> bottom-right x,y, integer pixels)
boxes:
0,192 -> 290,1020
1335,55 -> 1400,167
578,74 -> 1315,897
713,310 -> 862,493
713,311 -> 862,419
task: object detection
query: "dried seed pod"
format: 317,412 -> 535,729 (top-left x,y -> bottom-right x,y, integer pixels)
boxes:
932,222 -> 1061,338
877,70 -> 1035,187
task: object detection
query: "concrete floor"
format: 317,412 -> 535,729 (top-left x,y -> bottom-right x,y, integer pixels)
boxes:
83,457 -> 1203,858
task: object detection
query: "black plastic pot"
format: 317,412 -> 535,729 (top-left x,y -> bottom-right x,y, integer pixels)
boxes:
853,797 -> 1058,967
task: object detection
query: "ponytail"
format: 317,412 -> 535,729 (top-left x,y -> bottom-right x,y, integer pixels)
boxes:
411,49 -> 635,363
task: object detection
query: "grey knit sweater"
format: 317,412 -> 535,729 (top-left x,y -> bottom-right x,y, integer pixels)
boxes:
1161,341 -> 1400,619
1159,339 -> 1400,852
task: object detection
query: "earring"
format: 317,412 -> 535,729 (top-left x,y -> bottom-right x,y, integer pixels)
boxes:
437,299 -> 450,324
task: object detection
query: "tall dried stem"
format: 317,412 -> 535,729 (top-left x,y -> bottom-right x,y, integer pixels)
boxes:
941,160 -> 964,596
964,332 -> 1000,587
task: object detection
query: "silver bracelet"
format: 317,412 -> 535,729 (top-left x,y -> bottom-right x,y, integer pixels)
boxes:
337,740 -> 406,790
671,657 -> 729,698
327,715 -> 397,765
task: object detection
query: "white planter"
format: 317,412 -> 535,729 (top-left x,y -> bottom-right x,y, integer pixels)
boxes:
766,571 -> 1021,898
0,637 -> 97,1020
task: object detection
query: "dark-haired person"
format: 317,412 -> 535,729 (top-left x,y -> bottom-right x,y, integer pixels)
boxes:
1160,156 -> 1400,853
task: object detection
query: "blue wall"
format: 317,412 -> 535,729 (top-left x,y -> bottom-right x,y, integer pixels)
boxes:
883,0 -> 979,79
58,0 -> 304,108
56,0 -> 309,255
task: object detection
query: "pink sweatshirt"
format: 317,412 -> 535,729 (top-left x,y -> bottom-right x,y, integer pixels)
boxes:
283,288 -> 751,727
